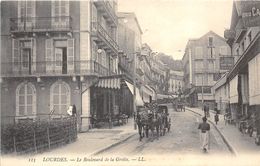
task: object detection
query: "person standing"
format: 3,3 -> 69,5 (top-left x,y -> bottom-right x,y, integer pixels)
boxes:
214,113 -> 219,125
72,104 -> 77,117
198,116 -> 210,153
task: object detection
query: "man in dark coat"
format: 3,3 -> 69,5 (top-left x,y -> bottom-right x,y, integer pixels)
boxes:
198,116 -> 210,152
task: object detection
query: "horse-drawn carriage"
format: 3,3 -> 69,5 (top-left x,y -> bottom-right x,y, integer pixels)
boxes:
135,103 -> 171,141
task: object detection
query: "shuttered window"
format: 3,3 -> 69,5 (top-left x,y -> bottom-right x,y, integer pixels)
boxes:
18,1 -> 35,29
12,39 -> 36,74
52,0 -> 69,28
67,39 -> 74,73
16,82 -> 36,116
50,81 -> 70,115
46,39 -> 54,73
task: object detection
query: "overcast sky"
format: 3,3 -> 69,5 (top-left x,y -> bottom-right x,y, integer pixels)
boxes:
118,0 -> 233,60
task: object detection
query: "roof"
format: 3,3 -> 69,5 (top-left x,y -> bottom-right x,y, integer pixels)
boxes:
117,12 -> 143,34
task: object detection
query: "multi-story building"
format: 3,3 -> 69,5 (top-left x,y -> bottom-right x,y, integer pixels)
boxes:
168,70 -> 184,97
182,31 -> 232,108
149,52 -> 168,94
1,0 -> 119,131
118,12 -> 155,105
224,1 -> 260,121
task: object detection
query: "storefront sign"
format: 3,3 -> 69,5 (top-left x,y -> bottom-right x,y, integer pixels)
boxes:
241,1 -> 260,27
220,57 -> 234,70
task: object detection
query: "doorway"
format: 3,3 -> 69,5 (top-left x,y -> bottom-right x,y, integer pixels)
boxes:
55,47 -> 67,74
21,48 -> 32,74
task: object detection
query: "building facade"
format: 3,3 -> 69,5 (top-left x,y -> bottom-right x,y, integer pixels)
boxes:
182,31 -> 232,109
168,70 -> 184,97
224,1 -> 260,122
212,72 -> 229,114
1,1 -> 120,131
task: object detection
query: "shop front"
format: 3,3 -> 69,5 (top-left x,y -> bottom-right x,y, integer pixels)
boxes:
229,75 -> 239,121
89,76 -> 135,128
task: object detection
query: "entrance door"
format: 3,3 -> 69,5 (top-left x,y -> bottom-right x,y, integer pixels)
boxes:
21,48 -> 31,74
62,48 -> 67,74
55,47 -> 67,74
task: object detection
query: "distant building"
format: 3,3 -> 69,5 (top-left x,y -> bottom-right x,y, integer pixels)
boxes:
168,70 -> 184,97
182,31 -> 233,109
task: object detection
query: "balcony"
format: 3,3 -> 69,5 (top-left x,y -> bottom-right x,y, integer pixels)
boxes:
1,61 -> 114,78
91,22 -> 118,55
93,1 -> 117,26
10,16 -> 72,33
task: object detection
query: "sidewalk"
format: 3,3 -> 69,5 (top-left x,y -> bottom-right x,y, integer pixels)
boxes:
1,118 -> 136,158
186,107 -> 260,155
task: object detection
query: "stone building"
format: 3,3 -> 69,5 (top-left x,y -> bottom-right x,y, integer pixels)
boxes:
1,0 -> 119,131
182,31 -> 233,108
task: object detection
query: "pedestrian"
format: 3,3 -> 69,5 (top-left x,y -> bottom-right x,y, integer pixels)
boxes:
214,113 -> 219,125
198,116 -> 210,153
203,105 -> 207,117
72,104 -> 77,117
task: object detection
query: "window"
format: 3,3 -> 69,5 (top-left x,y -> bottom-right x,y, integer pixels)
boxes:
207,47 -> 215,58
12,39 -> 36,74
50,81 -> 70,115
220,46 -> 228,55
45,39 -> 74,74
18,1 -> 35,29
52,1 -> 69,28
195,74 -> 203,86
213,73 -> 221,81
208,37 -> 213,47
16,82 -> 36,117
195,47 -> 203,59
195,60 -> 204,71
208,61 -> 215,71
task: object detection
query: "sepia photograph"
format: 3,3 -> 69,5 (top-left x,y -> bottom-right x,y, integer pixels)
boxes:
1,0 -> 260,165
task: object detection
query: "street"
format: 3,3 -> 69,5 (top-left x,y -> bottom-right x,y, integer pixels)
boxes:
98,105 -> 231,156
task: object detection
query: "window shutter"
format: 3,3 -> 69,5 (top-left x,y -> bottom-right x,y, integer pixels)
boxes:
31,38 -> 36,73
65,1 -> 69,16
13,39 -> 20,72
67,39 -> 74,74
46,39 -> 53,73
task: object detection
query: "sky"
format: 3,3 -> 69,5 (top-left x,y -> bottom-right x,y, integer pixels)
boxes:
118,0 -> 234,60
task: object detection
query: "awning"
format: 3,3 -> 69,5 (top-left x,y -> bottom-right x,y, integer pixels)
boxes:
125,81 -> 134,94
136,88 -> 144,106
95,78 -> 121,89
124,81 -> 144,106
229,75 -> 238,104
184,87 -> 196,98
157,94 -> 169,100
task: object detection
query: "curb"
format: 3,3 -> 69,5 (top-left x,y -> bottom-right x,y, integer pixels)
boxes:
91,132 -> 137,156
186,108 -> 237,156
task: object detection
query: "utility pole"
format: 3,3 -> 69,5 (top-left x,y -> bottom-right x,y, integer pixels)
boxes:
133,52 -> 137,124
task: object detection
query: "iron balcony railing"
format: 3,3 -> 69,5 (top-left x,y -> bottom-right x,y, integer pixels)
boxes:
1,60 -> 115,77
91,22 -> 119,53
93,0 -> 117,25
10,16 -> 72,32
